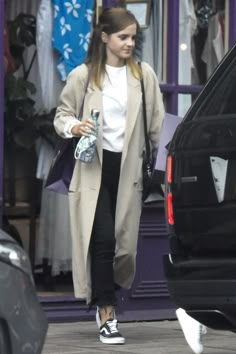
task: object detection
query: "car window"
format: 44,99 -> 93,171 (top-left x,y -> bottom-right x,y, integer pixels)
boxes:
171,49 -> 236,255
193,56 -> 236,117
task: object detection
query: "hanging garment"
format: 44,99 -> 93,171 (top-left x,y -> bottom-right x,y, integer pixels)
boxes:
5,0 -> 44,111
36,0 -> 64,112
36,184 -> 72,276
52,0 -> 94,80
178,0 -> 197,117
5,0 -> 72,275
201,13 -> 224,79
5,0 -> 40,20
4,24 -> 15,73
36,0 -> 72,276
142,0 -> 163,80
35,138 -> 72,276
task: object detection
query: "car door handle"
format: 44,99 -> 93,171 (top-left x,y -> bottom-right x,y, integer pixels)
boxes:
181,176 -> 198,183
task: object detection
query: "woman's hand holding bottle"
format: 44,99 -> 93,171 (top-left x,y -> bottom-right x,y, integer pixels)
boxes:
71,119 -> 95,137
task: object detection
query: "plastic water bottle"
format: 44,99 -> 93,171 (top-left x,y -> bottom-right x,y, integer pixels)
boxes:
74,109 -> 100,162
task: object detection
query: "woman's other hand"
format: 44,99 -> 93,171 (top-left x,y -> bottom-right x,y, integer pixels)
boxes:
71,119 -> 95,137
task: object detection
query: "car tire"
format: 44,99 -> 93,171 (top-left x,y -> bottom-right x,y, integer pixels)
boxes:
0,321 -> 11,354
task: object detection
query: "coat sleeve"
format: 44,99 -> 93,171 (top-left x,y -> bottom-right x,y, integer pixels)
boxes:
142,62 -> 165,148
53,64 -> 88,138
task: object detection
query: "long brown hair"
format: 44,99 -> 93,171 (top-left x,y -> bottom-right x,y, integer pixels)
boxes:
85,7 -> 142,89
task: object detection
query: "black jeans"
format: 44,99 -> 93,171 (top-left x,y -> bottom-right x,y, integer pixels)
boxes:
90,149 -> 122,307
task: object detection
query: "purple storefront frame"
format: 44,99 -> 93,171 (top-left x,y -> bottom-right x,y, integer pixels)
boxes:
0,0 -> 4,228
102,0 -> 118,8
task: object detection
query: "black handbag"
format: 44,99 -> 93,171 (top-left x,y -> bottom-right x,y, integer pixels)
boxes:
140,65 -> 164,203
45,69 -> 90,194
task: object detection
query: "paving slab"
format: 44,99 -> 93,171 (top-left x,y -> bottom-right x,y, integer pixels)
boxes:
43,320 -> 236,354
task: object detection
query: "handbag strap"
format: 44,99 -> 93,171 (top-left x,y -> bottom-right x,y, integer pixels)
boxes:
139,62 -> 150,160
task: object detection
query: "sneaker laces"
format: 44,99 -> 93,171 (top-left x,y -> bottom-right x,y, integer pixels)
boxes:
107,319 -> 119,333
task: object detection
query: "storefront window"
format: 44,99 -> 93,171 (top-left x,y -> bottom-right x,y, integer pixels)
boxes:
178,93 -> 192,117
141,0 -> 166,82
179,0 -> 227,85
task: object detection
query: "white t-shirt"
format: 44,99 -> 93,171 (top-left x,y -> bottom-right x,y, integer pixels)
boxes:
102,64 -> 127,152
63,65 -> 128,150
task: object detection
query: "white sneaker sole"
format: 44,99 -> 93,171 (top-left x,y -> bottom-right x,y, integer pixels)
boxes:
99,335 -> 125,344
176,308 -> 206,354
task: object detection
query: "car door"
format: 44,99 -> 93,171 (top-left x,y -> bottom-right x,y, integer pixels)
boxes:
164,44 -> 236,330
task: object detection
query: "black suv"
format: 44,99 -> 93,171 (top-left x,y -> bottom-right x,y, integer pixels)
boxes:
164,43 -> 236,330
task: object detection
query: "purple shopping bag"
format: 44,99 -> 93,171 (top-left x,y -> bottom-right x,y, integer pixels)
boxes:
45,138 -> 77,194
155,113 -> 183,172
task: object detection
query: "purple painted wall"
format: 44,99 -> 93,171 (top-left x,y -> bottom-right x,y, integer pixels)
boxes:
102,0 -> 118,8
0,1 -> 4,227
166,0 -> 179,113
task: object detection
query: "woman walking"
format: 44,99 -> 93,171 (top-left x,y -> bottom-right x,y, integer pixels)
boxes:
54,7 -> 164,344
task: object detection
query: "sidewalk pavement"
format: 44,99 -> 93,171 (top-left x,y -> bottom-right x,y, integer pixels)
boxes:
43,319 -> 236,354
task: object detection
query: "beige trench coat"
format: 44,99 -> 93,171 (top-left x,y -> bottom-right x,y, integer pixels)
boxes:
54,62 -> 164,303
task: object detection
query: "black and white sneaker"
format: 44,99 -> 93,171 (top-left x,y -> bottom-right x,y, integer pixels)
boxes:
99,319 -> 125,344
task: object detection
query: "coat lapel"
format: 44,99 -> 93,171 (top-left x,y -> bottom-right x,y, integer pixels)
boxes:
121,66 -> 142,168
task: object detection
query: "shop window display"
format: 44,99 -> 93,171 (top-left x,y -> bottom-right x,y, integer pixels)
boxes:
179,0 -> 226,86
2,0 -> 235,301
178,0 -> 226,117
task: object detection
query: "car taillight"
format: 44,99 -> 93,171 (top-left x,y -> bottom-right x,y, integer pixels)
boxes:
167,193 -> 174,225
166,155 -> 174,225
167,155 -> 172,183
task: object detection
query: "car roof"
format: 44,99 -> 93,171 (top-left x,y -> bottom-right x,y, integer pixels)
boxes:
0,228 -> 16,243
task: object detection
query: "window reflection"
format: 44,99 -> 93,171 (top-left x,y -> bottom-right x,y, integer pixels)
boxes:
194,56 -> 236,118
141,0 -> 165,81
178,94 -> 193,117
178,93 -> 199,118
209,156 -> 236,205
210,156 -> 228,203
179,0 -> 226,86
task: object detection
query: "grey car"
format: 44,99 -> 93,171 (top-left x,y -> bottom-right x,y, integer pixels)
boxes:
0,228 -> 48,353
